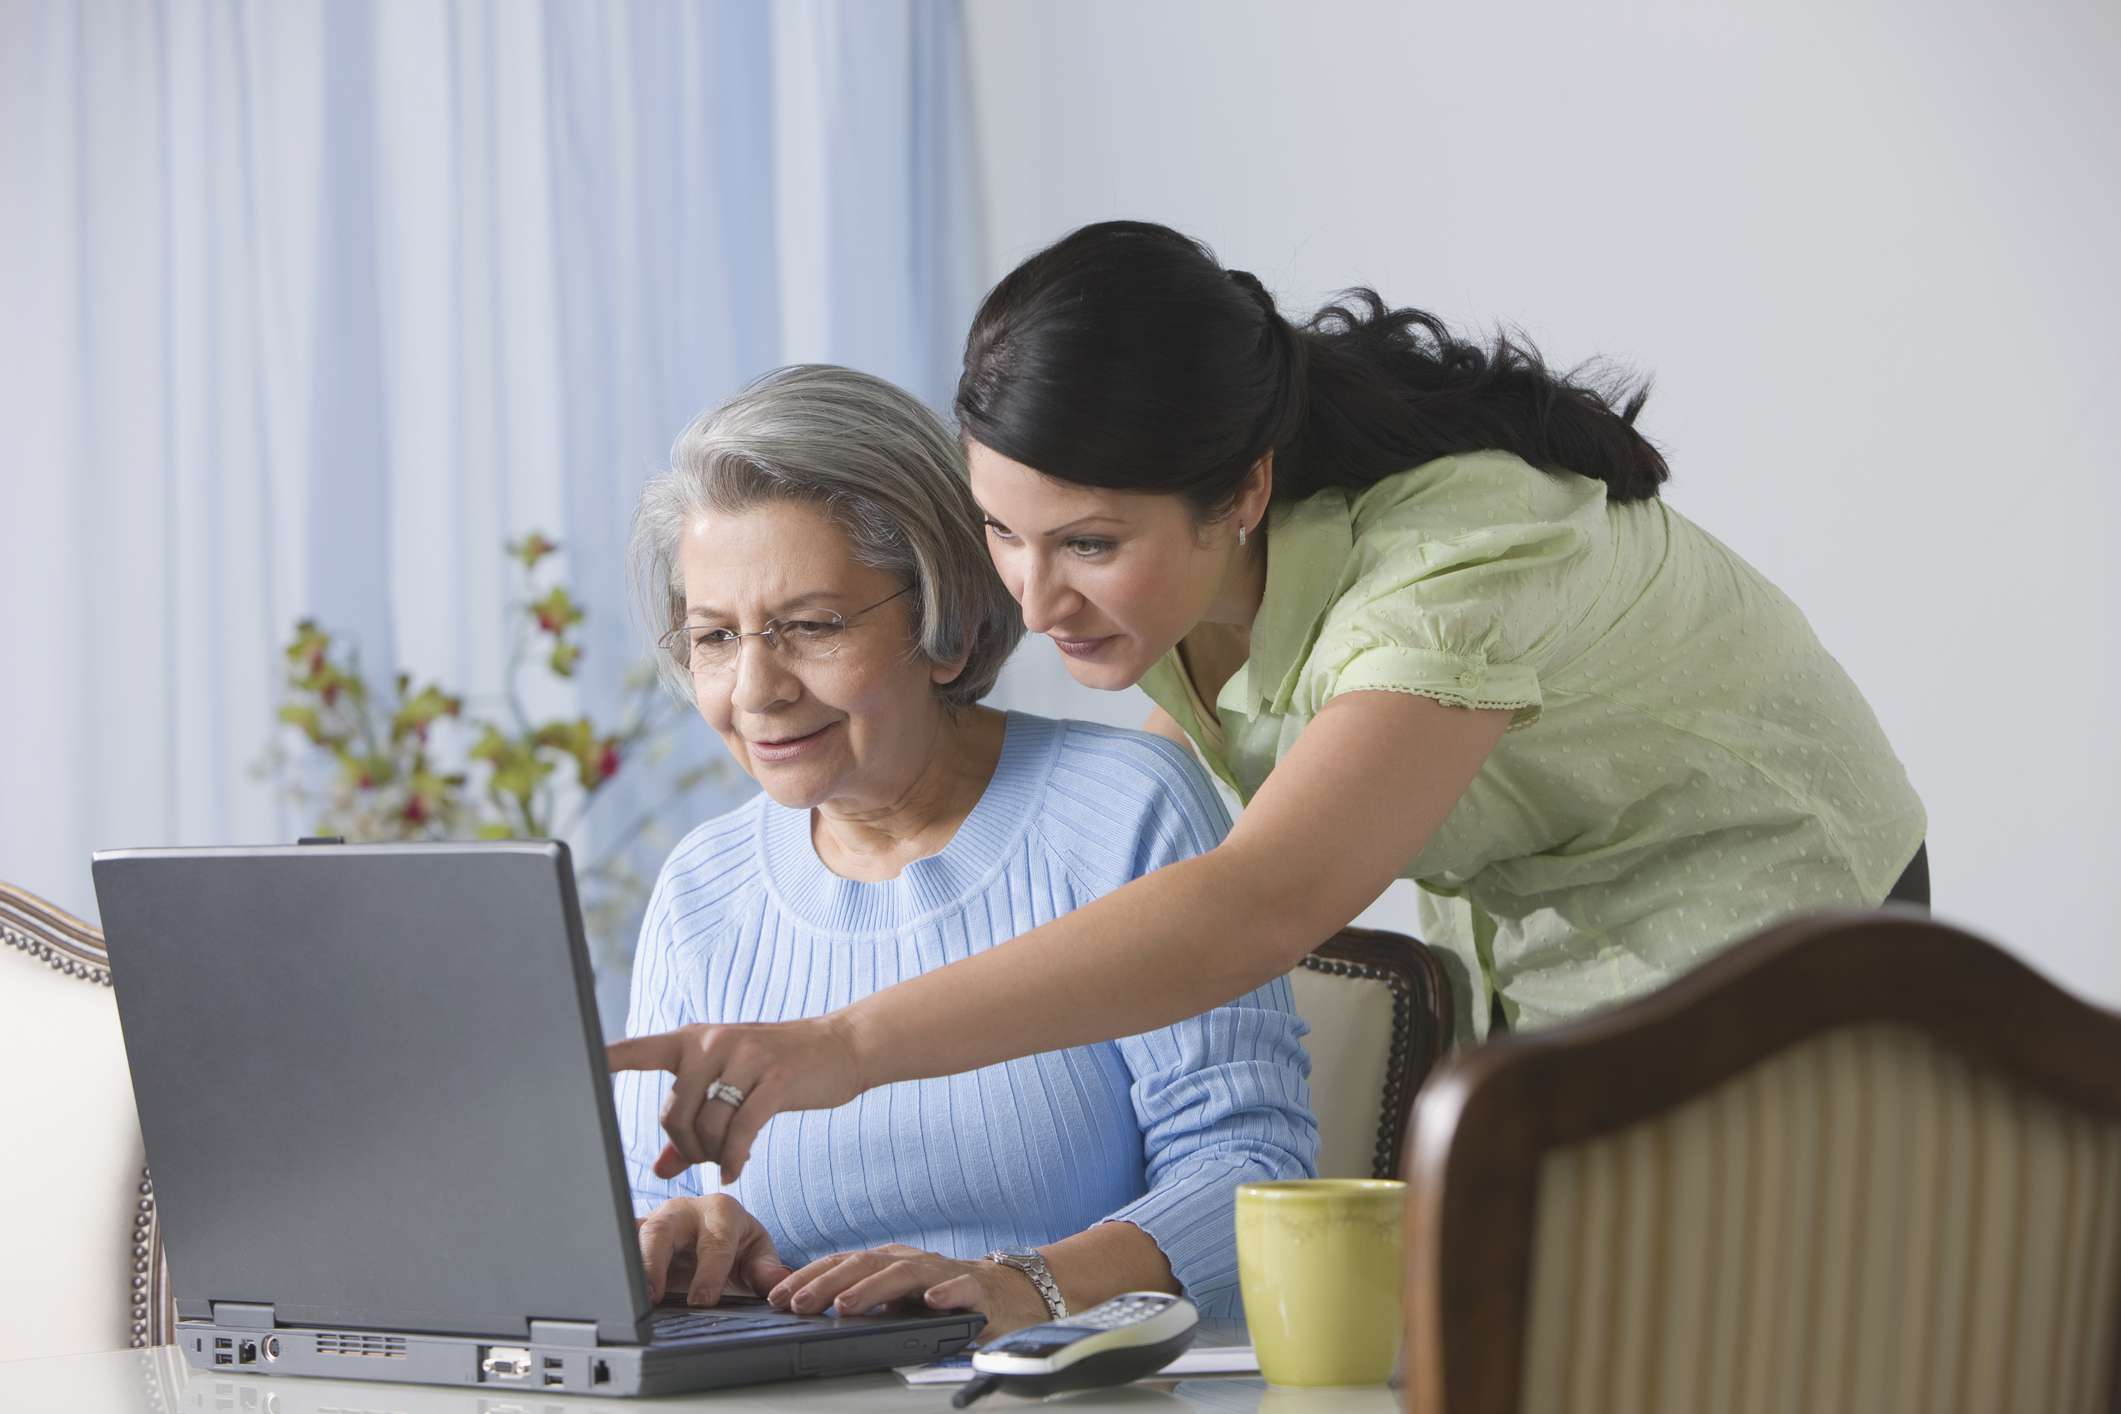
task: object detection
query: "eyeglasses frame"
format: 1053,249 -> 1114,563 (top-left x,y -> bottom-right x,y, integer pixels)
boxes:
659,583 -> 915,677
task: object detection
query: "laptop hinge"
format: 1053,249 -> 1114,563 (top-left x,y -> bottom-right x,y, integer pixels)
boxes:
528,1319 -> 601,1348
210,1302 -> 276,1330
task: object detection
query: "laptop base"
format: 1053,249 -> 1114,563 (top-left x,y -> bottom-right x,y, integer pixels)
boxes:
178,1310 -> 981,1397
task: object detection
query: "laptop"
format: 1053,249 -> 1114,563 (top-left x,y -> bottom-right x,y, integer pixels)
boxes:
90,840 -> 983,1397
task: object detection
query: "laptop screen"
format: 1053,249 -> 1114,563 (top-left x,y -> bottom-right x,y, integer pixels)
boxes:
94,842 -> 652,1343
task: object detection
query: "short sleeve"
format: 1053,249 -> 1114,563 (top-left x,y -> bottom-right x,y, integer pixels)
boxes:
1303,454 -> 1601,727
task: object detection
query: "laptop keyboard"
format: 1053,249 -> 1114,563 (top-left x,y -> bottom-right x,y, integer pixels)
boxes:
648,1304 -> 813,1345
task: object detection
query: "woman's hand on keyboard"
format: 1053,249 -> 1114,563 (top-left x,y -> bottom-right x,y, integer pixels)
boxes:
767,1244 -> 1049,1338
636,1195 -> 796,1306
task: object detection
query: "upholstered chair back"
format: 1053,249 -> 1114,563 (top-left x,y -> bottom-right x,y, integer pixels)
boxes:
1404,911 -> 2121,1414
0,883 -> 172,1360
1289,927 -> 1453,1179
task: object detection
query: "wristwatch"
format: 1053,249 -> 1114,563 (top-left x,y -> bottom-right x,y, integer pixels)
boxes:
984,1246 -> 1068,1321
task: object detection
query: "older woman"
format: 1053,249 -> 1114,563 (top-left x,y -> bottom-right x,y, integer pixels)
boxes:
606,365 -> 1316,1337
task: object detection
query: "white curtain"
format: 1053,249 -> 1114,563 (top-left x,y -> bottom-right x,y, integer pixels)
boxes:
0,0 -> 979,1020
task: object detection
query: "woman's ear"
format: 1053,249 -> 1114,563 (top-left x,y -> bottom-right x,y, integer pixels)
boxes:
930,645 -> 973,688
1239,453 -> 1275,533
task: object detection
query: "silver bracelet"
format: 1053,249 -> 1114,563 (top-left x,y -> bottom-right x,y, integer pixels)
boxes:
983,1247 -> 1067,1321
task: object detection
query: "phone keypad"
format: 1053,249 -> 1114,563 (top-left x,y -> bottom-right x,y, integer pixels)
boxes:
1075,1293 -> 1176,1330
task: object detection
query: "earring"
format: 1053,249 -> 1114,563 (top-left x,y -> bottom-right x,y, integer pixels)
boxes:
1237,524 -> 1250,548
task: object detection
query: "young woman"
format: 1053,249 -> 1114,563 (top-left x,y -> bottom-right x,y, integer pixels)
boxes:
614,221 -> 1927,1184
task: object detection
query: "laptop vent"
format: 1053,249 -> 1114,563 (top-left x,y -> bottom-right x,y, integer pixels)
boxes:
315,1332 -> 408,1359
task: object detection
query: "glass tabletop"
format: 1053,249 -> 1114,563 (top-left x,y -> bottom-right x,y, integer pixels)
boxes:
0,1343 -> 1402,1414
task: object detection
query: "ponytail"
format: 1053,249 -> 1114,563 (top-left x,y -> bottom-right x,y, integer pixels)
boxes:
1280,290 -> 1668,504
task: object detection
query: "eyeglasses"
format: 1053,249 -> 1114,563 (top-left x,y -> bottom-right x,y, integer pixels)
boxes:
659,585 -> 914,677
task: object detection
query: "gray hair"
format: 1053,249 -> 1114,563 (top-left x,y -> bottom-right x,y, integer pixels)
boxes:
630,364 -> 1024,710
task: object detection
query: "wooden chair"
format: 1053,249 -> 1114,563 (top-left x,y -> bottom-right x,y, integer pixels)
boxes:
0,882 -> 174,1359
1402,909 -> 2121,1414
1290,926 -> 1453,1179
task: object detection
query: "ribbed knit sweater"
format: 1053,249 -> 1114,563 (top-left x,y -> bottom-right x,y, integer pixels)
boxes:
616,712 -> 1318,1314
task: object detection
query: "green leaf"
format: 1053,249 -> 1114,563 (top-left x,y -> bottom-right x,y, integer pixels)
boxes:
391,684 -> 462,741
339,754 -> 396,791
531,717 -> 617,790
276,704 -> 322,742
534,718 -> 594,757
507,531 -> 559,570
490,755 -> 555,801
528,585 -> 584,636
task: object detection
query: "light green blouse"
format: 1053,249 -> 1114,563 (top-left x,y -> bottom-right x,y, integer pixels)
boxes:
1141,451 -> 1926,1041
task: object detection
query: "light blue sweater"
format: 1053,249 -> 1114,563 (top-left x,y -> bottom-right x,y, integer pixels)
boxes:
616,712 -> 1317,1314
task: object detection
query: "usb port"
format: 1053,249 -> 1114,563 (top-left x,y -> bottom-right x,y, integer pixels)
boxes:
544,1357 -> 564,1370
213,1353 -> 232,1366
544,1373 -> 565,1386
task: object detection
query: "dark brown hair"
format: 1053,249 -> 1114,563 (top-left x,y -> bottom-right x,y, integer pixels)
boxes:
955,220 -> 1669,518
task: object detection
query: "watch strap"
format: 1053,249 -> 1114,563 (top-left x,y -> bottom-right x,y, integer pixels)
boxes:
983,1247 -> 1068,1321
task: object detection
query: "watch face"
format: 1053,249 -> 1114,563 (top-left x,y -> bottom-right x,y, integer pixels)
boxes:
997,1247 -> 1039,1263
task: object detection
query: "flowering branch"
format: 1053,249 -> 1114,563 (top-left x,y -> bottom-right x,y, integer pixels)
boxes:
258,531 -> 730,951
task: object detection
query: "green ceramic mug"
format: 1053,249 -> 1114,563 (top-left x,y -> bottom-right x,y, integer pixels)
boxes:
1235,1179 -> 1406,1387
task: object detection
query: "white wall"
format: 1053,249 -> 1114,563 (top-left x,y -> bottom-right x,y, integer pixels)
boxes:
967,0 -> 2121,1006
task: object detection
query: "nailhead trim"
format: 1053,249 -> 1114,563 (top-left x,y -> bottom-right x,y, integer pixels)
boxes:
130,1168 -> 159,1347
0,918 -> 114,985
1299,954 -> 1418,1179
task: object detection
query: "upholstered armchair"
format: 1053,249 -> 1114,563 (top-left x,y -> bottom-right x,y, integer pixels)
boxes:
0,882 -> 173,1360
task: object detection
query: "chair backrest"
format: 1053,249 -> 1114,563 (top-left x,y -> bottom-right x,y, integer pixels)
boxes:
1290,926 -> 1453,1179
1402,910 -> 2121,1414
0,882 -> 173,1360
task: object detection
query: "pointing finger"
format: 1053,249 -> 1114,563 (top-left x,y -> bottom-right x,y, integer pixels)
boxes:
606,1033 -> 683,1074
